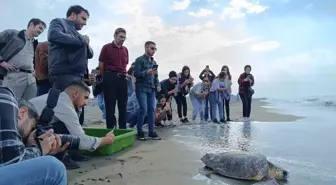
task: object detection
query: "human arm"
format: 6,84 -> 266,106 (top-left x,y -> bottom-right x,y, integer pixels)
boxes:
154,64 -> 160,91
237,73 -> 245,86
199,70 -> 205,80
47,18 -> 84,47
209,70 -> 215,77
54,101 -> 102,151
98,45 -> 107,76
249,74 -> 254,86
87,45 -> 94,59
0,29 -> 16,61
0,124 -> 41,166
133,57 -> 147,78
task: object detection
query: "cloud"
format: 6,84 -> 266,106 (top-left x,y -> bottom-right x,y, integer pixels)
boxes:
84,0 -> 260,89
221,0 -> 268,20
250,41 -> 280,52
171,0 -> 191,11
188,8 -> 214,18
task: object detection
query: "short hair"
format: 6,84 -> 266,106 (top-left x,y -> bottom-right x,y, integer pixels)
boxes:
145,41 -> 156,47
218,71 -> 226,79
27,18 -> 46,29
66,5 -> 90,17
244,65 -> 252,70
114,28 -> 126,36
127,66 -> 134,75
65,80 -> 91,93
158,94 -> 166,101
95,66 -> 99,70
18,99 -> 39,119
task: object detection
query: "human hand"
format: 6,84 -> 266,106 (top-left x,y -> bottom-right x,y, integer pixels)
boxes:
104,131 -> 115,144
37,129 -> 56,155
147,68 -> 156,76
0,62 -> 17,72
243,78 -> 249,82
156,87 -> 161,92
27,130 -> 38,146
88,74 -> 95,84
83,35 -> 90,45
48,135 -> 70,155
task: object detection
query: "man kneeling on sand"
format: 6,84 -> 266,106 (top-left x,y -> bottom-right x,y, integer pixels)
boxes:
29,81 -> 115,169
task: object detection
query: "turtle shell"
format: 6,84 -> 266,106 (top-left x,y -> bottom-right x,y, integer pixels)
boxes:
201,151 -> 269,180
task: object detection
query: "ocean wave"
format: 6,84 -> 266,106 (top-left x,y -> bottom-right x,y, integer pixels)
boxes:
265,95 -> 336,108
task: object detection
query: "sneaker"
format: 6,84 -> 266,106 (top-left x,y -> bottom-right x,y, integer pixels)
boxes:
62,153 -> 80,170
155,121 -> 165,128
226,118 -> 233,122
137,131 -> 147,141
184,118 -> 189,123
148,132 -> 161,140
213,119 -> 220,124
68,151 -> 89,162
220,119 -> 226,123
180,119 -> 186,123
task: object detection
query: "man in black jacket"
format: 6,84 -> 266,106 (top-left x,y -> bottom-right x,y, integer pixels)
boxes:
48,5 -> 93,91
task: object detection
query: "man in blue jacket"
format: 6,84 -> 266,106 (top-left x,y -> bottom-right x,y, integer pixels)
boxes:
48,5 -> 93,91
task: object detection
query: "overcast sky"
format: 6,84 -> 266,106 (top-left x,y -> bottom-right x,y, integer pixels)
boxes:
2,0 -> 335,98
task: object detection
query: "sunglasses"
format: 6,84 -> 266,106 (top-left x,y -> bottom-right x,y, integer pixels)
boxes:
150,47 -> 157,51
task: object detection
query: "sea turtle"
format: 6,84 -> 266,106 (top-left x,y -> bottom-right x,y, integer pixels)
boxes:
200,151 -> 288,184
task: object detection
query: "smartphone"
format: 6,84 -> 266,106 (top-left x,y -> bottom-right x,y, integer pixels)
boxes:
91,69 -> 97,76
152,64 -> 159,70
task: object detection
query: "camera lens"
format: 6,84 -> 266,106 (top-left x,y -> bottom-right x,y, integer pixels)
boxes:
58,134 -> 80,149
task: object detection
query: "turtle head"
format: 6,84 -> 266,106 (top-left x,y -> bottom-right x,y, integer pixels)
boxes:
267,161 -> 289,180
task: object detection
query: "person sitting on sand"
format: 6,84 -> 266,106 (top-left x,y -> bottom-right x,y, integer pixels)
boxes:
237,65 -> 254,122
126,63 -> 136,97
156,71 -> 178,125
126,92 -> 148,128
29,81 -> 115,169
155,95 -> 173,127
209,72 -> 230,124
189,79 -> 210,123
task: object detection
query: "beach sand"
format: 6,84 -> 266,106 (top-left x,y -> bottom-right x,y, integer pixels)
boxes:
68,99 -> 303,185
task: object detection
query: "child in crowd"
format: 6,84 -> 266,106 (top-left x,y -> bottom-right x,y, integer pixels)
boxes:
189,79 -> 210,123
209,72 -> 230,123
155,95 -> 173,127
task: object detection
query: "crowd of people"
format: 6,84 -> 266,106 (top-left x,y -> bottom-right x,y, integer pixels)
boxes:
0,4 -> 255,185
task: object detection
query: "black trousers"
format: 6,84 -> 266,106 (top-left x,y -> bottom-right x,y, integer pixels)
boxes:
103,71 -> 127,129
52,121 -> 73,161
239,93 -> 252,117
223,98 -> 231,119
174,93 -> 187,118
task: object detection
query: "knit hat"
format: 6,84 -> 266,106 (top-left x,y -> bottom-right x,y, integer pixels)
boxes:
169,71 -> 177,78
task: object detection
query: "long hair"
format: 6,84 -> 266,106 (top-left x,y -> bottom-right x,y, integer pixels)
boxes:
181,65 -> 190,78
221,65 -> 231,80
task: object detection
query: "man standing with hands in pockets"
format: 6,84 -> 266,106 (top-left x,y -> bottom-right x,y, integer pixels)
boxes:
48,5 -> 93,90
134,41 -> 161,141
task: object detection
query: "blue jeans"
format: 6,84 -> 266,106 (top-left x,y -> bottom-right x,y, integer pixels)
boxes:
97,93 -> 106,119
190,96 -> 205,121
204,95 -> 212,121
210,92 -> 224,120
136,90 -> 155,134
0,156 -> 67,185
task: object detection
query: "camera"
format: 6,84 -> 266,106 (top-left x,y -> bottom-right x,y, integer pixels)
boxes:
35,88 -> 80,150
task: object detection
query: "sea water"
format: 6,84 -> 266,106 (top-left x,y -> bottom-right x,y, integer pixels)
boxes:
172,97 -> 336,185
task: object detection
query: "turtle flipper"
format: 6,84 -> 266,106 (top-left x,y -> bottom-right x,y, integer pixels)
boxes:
199,166 -> 216,177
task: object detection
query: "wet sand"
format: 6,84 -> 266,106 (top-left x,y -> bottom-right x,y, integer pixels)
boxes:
68,99 -> 303,185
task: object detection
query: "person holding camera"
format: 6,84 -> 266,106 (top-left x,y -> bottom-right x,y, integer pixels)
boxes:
29,81 -> 115,169
237,65 -> 255,122
156,71 -> 179,126
199,65 -> 216,122
0,86 -> 67,184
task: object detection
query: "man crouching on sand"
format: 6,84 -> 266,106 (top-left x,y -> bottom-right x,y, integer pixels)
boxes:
29,81 -> 115,169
